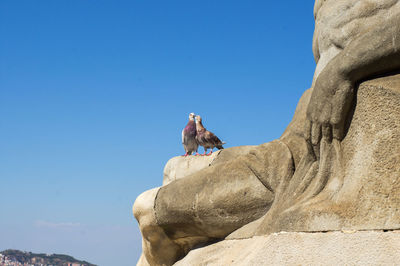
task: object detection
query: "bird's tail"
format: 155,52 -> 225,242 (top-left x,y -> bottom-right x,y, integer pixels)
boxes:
217,141 -> 226,150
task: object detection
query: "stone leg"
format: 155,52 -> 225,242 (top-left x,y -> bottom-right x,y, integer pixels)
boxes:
133,188 -> 183,266
155,158 -> 275,241
133,141 -> 294,265
133,167 -> 273,265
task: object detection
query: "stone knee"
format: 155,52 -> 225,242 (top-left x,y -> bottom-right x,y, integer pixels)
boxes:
133,187 -> 183,266
133,187 -> 160,229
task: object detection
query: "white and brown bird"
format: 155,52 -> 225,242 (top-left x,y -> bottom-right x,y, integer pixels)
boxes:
182,112 -> 199,156
195,115 -> 225,156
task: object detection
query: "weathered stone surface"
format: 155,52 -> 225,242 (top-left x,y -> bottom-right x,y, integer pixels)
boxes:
134,75 -> 400,265
132,0 -> 400,264
308,0 -> 400,150
163,146 -> 256,185
156,141 -> 292,238
313,0 -> 400,82
133,187 -> 183,266
176,230 -> 400,266
252,74 -> 400,236
163,153 -> 220,186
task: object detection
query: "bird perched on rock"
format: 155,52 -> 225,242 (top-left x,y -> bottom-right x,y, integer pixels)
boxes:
182,112 -> 198,156
195,115 -> 225,155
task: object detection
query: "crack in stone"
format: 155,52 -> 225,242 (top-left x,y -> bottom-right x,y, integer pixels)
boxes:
247,164 -> 274,194
225,228 -> 400,241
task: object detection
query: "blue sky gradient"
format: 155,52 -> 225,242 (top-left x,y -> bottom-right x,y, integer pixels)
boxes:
1,1 -> 315,265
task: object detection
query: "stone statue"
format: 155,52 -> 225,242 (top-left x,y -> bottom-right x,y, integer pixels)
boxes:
133,1 -> 400,265
308,0 -> 400,145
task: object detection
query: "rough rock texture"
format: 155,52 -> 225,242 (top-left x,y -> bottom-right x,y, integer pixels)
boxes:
176,230 -> 400,266
155,141 -> 291,242
133,75 -> 400,265
312,0 -> 400,83
241,74 -> 400,238
163,146 -> 256,185
308,0 -> 400,149
132,0 -> 400,264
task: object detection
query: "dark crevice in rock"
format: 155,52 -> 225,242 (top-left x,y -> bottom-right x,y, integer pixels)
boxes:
247,164 -> 274,194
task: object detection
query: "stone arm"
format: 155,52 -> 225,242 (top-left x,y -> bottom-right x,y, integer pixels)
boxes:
133,142 -> 294,266
306,14 -> 400,147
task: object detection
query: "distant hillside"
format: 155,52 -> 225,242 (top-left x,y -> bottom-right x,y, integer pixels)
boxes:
0,249 -> 96,266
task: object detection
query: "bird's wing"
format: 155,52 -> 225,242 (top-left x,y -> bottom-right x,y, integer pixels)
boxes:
196,129 -> 206,144
200,134 -> 208,145
182,129 -> 185,144
207,131 -> 222,146
205,131 -> 214,143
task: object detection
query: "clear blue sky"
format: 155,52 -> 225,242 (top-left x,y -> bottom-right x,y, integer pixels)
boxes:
0,1 -> 315,265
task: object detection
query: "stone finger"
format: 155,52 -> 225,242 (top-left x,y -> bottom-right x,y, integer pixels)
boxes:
304,119 -> 312,142
333,121 -> 346,140
311,122 -> 322,146
322,124 -> 332,143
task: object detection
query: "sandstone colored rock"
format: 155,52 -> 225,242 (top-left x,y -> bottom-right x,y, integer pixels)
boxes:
134,75 -> 400,265
155,141 -> 292,242
163,146 -> 256,186
132,0 -> 400,264
176,230 -> 400,266
312,0 -> 400,82
244,74 -> 400,238
308,0 -> 400,146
